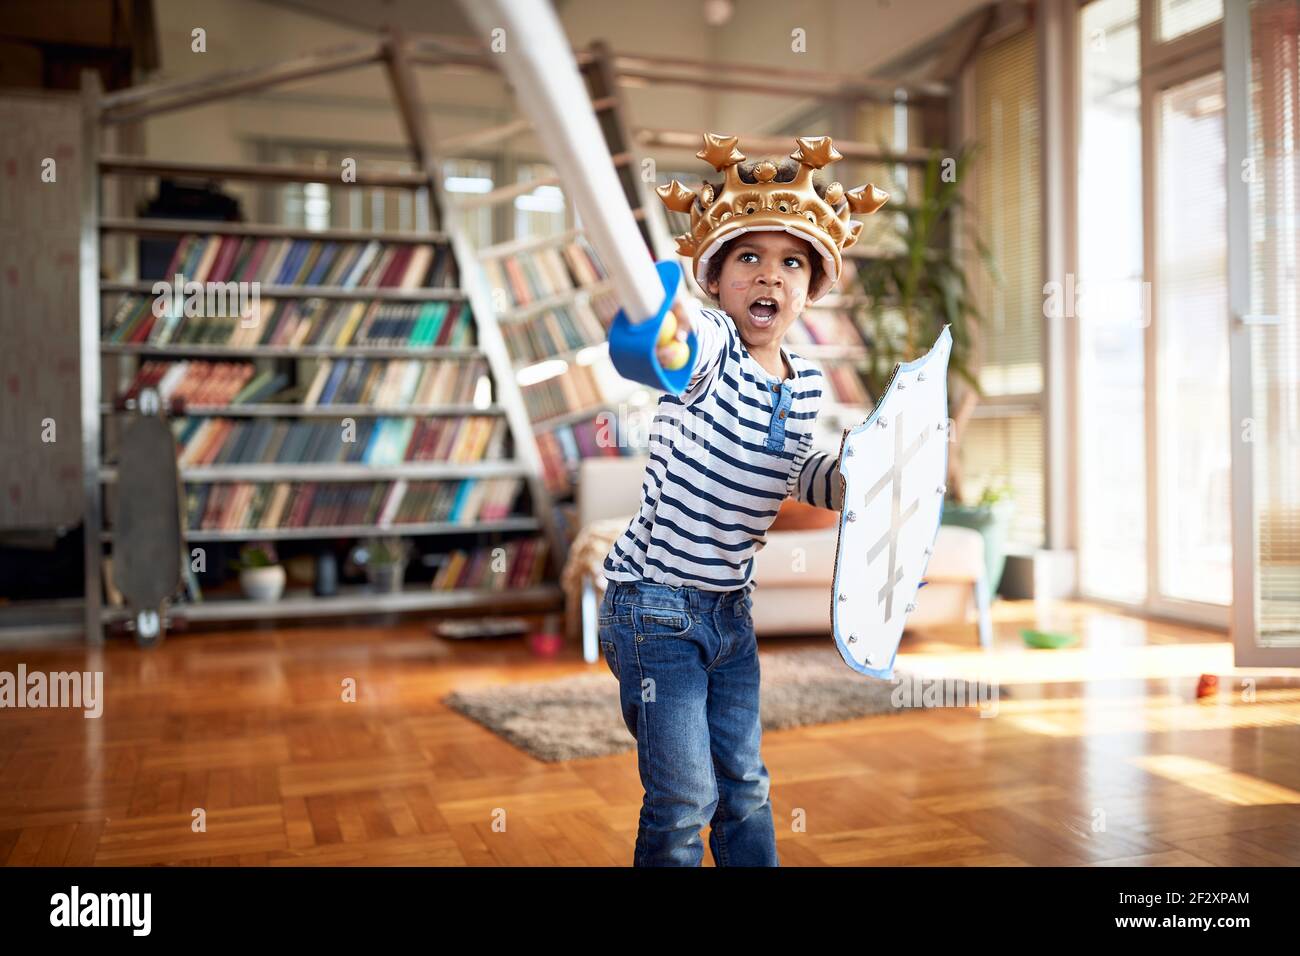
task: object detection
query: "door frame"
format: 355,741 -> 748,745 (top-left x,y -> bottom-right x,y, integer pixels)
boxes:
1138,6 -> 1231,629
1223,0 -> 1300,666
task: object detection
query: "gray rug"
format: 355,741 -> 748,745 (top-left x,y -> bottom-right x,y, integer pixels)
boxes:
443,646 -> 993,763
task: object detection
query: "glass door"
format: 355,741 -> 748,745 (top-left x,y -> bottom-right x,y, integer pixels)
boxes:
1153,70 -> 1234,609
1078,0 -> 1148,604
1225,0 -> 1300,666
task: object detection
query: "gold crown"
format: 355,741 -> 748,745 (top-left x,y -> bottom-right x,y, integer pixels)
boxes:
657,133 -> 889,301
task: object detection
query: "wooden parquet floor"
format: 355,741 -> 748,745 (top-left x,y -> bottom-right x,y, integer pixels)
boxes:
2,599 -> 1298,866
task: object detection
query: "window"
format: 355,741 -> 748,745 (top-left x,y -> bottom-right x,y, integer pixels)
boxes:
263,142 -> 424,233
1155,71 -> 1232,605
1077,0 -> 1147,602
1157,0 -> 1223,41
514,161 -> 566,239
442,157 -> 495,248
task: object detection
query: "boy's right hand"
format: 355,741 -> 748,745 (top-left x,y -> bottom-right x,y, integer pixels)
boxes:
656,300 -> 693,371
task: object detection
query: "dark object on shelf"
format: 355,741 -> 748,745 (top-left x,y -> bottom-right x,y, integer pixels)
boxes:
357,538 -> 409,594
136,179 -> 242,281
313,551 -> 339,596
434,617 -> 530,639
0,526 -> 85,601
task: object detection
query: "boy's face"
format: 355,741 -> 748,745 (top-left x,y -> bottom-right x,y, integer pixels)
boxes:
705,231 -> 814,352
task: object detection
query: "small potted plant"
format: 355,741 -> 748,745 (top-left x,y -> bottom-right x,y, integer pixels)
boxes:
231,542 -> 286,602
941,479 -> 1015,597
361,537 -> 409,594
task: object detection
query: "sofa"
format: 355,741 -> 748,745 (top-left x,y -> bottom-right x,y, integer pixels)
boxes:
568,455 -> 992,663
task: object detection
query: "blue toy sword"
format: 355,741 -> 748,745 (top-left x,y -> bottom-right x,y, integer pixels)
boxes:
458,0 -> 700,394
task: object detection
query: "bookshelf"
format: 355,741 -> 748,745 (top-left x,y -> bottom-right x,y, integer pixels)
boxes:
78,36 -> 565,642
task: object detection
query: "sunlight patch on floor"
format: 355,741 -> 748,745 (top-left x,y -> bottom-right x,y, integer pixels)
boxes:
1131,754 -> 1300,806
895,641 -> 1300,686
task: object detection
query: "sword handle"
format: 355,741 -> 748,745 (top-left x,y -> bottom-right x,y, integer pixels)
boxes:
607,259 -> 700,395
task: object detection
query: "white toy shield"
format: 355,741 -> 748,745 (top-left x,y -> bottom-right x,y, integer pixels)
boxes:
830,324 -> 953,679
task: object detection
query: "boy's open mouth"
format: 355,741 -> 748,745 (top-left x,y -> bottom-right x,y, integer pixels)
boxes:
747,296 -> 780,328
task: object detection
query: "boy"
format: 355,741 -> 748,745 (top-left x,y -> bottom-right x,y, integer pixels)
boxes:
598,134 -> 888,866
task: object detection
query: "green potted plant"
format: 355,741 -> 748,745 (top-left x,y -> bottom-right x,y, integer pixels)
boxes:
361,537 -> 409,594
231,542 -> 285,602
851,145 -> 1013,595
940,479 -> 1015,597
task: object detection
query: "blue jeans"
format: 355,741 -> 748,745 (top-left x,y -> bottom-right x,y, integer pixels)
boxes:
598,579 -> 779,867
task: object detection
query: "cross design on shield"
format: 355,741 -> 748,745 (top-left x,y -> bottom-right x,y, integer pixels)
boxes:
864,407 -> 932,624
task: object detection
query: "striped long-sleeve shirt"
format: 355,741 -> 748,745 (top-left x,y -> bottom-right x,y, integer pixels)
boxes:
602,305 -> 845,593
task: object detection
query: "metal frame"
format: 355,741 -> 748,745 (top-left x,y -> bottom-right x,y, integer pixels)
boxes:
98,41 -> 384,125
79,71 -> 105,646
1039,0 -> 1081,562
1138,0 -> 1231,630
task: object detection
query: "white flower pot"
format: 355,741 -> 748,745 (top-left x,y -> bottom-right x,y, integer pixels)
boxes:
240,564 -> 286,602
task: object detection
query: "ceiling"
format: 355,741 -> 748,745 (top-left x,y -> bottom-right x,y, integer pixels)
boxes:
256,0 -> 482,35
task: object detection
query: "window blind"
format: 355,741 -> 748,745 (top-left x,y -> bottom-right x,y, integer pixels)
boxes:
1247,0 -> 1300,643
969,29 -> 1044,547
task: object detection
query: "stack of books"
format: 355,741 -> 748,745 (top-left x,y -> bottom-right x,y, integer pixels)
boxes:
184,476 -> 524,531
301,358 -> 488,408
382,477 -> 523,524
120,360 -> 285,407
481,236 -> 606,310
501,289 -> 619,364
521,364 -> 607,423
157,235 -> 457,289
533,414 -> 646,495
105,296 -> 474,350
173,415 -> 508,466
430,537 -> 549,591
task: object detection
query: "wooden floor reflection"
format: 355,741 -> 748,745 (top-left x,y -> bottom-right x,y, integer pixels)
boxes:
1,599 -> 1297,866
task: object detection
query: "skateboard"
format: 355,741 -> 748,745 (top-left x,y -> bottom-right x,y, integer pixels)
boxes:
114,388 -> 186,647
